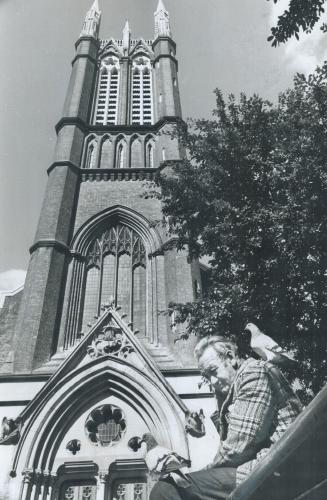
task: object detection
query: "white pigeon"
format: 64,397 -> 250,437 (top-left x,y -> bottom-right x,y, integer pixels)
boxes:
128,433 -> 191,487
244,323 -> 297,367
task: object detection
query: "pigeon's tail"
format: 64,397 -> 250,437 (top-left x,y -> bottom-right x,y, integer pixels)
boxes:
162,454 -> 191,473
168,470 -> 192,489
271,352 -> 298,368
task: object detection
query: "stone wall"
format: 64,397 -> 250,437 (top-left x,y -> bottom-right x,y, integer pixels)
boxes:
0,290 -> 23,373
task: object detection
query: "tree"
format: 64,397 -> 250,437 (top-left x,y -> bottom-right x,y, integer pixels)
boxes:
268,0 -> 327,46
155,63 -> 327,401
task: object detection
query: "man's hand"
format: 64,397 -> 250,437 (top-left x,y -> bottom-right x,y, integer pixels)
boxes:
185,410 -> 206,438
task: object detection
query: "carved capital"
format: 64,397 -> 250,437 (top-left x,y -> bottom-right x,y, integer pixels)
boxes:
34,470 -> 43,485
98,471 -> 108,483
43,473 -> 56,488
22,470 -> 34,484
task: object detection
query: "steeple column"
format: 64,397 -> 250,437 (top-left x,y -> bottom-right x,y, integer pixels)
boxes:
61,38 -> 99,123
153,1 -> 182,119
153,38 -> 182,118
13,4 -> 101,373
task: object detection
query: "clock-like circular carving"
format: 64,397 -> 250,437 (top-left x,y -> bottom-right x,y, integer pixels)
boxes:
85,404 -> 126,447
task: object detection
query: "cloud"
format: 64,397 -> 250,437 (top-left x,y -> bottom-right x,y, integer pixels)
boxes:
0,269 -> 26,292
270,0 -> 327,74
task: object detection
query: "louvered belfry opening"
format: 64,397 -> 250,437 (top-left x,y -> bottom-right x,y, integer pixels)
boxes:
94,56 -> 120,125
131,57 -> 153,125
82,224 -> 147,336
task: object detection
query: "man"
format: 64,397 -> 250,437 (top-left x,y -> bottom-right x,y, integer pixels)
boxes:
150,336 -> 302,500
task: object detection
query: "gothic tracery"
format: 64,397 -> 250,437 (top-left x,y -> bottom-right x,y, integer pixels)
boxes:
82,224 -> 146,335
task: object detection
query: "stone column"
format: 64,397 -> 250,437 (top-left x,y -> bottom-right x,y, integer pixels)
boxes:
42,474 -> 56,500
96,472 -> 107,500
33,470 -> 43,500
118,57 -> 130,125
21,470 -> 34,500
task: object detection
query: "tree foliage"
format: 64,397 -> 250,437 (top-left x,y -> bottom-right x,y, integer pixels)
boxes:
155,63 -> 327,400
267,0 -> 327,46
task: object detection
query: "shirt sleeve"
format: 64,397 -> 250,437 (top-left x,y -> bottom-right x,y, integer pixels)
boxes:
210,364 -> 276,468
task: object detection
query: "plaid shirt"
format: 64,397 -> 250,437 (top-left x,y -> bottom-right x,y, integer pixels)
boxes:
210,358 -> 302,484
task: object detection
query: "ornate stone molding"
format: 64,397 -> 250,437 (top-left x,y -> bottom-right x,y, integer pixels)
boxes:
22,469 -> 34,484
66,439 -> 81,455
87,323 -> 135,360
29,239 -> 71,256
81,168 -> 156,182
98,471 -> 108,483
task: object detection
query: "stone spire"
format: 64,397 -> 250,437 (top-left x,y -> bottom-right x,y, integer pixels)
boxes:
123,20 -> 131,54
154,0 -> 171,38
80,0 -> 101,39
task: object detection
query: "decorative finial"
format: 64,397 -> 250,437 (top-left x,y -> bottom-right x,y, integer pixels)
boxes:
123,19 -> 131,54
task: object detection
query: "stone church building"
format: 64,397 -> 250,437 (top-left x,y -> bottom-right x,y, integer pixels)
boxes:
0,2 -> 217,498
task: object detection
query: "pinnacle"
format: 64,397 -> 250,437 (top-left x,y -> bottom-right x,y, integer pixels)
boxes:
124,19 -> 130,31
156,0 -> 167,13
91,0 -> 100,13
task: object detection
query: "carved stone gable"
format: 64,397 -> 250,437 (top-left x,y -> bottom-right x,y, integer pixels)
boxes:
87,323 -> 135,360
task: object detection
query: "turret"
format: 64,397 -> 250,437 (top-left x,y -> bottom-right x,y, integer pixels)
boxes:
152,0 -> 182,118
80,0 -> 101,39
154,0 -> 171,38
13,0 -> 101,372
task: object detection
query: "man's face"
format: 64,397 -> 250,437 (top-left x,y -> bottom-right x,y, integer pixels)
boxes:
198,346 -> 237,396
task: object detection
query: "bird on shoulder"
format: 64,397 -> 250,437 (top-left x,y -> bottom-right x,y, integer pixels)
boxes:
243,322 -> 297,368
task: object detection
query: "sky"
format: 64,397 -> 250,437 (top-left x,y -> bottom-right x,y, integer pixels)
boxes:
0,0 -> 326,291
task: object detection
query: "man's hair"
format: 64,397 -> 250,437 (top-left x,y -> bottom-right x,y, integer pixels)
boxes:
194,336 -> 238,361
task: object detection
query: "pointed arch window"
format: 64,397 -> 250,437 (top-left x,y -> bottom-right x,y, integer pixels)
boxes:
99,136 -> 114,168
86,142 -> 97,169
130,136 -> 142,168
94,57 -> 120,125
131,58 -> 153,125
117,142 -> 125,169
147,143 -> 154,168
82,224 -> 147,336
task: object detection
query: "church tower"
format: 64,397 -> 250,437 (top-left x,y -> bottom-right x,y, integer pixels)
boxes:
12,0 -> 200,374
0,4 -> 215,500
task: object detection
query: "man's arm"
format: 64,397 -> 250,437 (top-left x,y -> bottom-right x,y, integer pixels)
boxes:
210,364 -> 276,468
